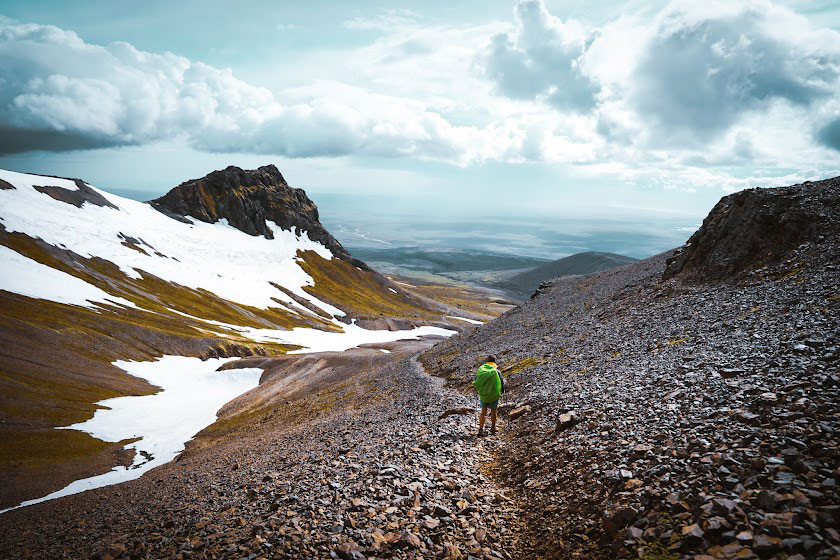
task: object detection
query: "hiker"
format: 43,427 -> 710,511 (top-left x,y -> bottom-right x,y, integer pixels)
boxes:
473,355 -> 504,436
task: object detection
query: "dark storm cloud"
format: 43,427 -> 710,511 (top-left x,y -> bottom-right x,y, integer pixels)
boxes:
816,118 -> 840,152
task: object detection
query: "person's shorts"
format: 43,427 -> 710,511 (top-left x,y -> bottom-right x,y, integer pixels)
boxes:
480,400 -> 498,410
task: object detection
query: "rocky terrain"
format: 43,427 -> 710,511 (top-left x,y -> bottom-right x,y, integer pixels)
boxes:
0,343 -> 527,560
423,176 -> 839,558
0,175 -> 837,560
0,166 -> 495,510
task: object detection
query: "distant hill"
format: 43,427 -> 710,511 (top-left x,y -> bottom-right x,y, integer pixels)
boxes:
493,251 -> 638,298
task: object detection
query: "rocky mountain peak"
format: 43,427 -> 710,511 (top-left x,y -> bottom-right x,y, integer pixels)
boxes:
663,175 -> 839,283
150,165 -> 365,267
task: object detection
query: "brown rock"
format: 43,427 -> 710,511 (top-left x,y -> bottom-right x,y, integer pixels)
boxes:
555,411 -> 580,432
508,405 -> 531,420
682,523 -> 704,542
398,531 -> 423,549
603,506 -> 637,536
438,407 -> 473,420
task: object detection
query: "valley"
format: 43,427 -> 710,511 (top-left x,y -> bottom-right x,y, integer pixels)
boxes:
0,167 -> 837,560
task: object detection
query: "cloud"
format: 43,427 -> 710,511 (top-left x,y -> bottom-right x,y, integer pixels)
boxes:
342,9 -> 423,31
0,21 -> 479,162
483,0 -> 599,110
480,0 -> 840,154
629,1 -> 840,144
0,18 -> 603,166
0,1 -> 839,193
816,117 -> 840,151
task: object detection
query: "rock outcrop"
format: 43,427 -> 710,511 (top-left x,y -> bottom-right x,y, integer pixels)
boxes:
664,176 -> 839,283
30,174 -> 117,209
150,164 -> 368,268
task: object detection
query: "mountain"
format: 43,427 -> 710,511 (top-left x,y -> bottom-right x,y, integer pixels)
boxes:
493,251 -> 638,298
150,164 -> 366,268
0,174 -> 837,560
664,177 -> 840,282
0,166 -> 499,510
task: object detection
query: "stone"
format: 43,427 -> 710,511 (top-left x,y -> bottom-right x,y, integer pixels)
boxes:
603,507 -> 637,536
438,408 -> 473,421
100,543 -> 127,560
555,411 -> 580,432
681,523 -> 704,542
508,405 -> 531,420
735,531 -> 753,542
398,531 -> 423,549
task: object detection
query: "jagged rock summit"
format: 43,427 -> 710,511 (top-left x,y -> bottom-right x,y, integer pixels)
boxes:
151,164 -> 365,267
664,175 -> 840,283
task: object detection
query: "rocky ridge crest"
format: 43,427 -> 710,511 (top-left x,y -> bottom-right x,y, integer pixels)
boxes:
664,176 -> 840,283
150,164 -> 367,268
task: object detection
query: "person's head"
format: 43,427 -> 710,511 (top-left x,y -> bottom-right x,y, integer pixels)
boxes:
486,355 -> 496,364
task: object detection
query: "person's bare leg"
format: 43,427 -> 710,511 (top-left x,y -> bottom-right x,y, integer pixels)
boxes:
490,409 -> 497,434
478,406 -> 487,435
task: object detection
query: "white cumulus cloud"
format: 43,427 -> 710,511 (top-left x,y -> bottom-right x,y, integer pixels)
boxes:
0,0 -> 839,191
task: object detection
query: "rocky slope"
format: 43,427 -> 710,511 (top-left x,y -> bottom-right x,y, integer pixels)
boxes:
0,175 -> 836,560
664,176 -> 839,282
0,343 -> 527,560
0,166 -> 496,510
422,176 -> 839,558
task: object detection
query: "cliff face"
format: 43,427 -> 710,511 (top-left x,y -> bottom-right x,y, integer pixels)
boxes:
150,165 -> 366,268
664,176 -> 840,282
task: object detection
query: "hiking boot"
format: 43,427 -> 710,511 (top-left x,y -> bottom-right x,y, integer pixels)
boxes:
477,429 -> 485,438
490,426 -> 497,435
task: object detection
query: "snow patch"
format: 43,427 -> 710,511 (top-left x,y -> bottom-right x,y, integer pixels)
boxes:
160,308 -> 457,354
161,313 -> 457,354
447,315 -> 484,325
0,245 -> 137,309
0,356 -> 262,514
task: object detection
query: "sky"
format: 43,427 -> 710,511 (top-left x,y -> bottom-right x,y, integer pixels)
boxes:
0,0 -> 839,218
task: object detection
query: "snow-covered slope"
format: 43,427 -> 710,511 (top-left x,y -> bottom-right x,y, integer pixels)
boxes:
0,166 -> 461,510
0,168 -> 337,313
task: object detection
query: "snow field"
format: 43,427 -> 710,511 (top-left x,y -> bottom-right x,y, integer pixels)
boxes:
0,168 -> 337,313
1,356 -> 263,514
0,245 -> 137,309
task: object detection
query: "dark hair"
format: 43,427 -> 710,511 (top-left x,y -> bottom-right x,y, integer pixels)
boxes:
486,355 -> 496,363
